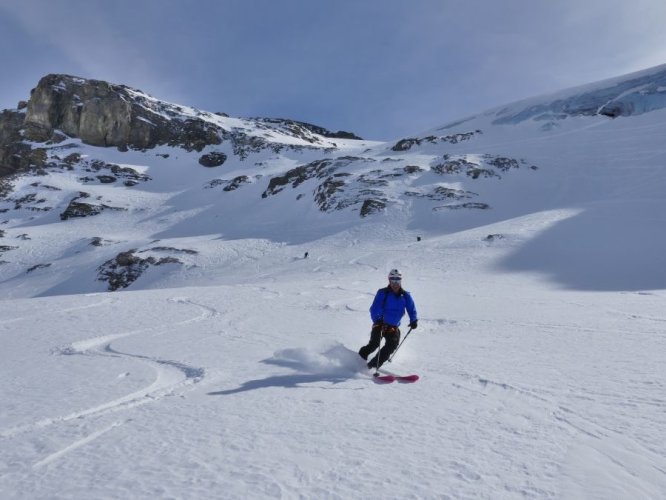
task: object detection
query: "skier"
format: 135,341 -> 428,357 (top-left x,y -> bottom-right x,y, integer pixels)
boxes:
359,269 -> 418,370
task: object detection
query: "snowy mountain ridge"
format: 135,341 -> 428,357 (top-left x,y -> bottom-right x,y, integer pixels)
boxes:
436,62 -> 666,131
1,65 -> 666,298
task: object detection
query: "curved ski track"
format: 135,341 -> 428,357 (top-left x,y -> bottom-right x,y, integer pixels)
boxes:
0,298 -> 216,454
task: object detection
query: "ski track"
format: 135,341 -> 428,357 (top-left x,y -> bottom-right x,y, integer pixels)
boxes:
0,297 -> 116,326
32,420 -> 128,469
0,297 -> 214,444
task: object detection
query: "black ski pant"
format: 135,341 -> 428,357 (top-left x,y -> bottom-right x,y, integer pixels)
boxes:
359,324 -> 400,369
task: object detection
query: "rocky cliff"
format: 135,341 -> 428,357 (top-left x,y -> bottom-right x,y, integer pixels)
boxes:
22,74 -> 224,150
0,74 -> 361,179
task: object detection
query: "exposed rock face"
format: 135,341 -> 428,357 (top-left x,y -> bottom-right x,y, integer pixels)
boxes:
198,151 -> 227,167
60,201 -> 106,220
434,202 -> 490,210
0,110 -> 31,176
405,186 -> 476,202
0,78 -> 218,179
26,75 -> 128,144
97,248 -> 191,291
256,151 -> 538,217
0,73 -> 540,235
60,192 -> 126,220
26,263 -> 51,273
431,154 -> 529,180
260,156 -> 395,216
391,131 -> 481,151
15,74 -> 361,155
22,74 -> 223,151
205,175 -> 253,191
76,159 -> 151,186
360,199 -> 386,217
1,74 -> 364,183
0,110 -> 24,146
262,159 -> 337,198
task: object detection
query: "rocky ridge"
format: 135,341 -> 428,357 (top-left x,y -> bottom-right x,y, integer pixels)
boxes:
0,73 -> 542,293
0,74 -> 357,178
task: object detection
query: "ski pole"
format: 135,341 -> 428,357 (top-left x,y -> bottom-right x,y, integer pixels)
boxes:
388,327 -> 413,363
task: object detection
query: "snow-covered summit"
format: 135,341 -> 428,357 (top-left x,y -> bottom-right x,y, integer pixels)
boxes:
1,64 -> 666,298
18,74 -> 360,151
434,62 -> 666,133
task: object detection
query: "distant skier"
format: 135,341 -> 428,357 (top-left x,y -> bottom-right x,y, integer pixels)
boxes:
359,269 -> 418,369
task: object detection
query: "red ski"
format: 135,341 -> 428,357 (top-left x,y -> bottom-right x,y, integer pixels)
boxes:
373,373 -> 419,383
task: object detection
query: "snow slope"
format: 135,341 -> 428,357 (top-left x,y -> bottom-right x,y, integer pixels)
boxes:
1,226 -> 665,499
2,104 -> 665,296
1,66 -> 666,498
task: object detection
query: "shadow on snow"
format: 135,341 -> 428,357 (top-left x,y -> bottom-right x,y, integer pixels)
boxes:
496,200 -> 666,291
207,343 -> 365,396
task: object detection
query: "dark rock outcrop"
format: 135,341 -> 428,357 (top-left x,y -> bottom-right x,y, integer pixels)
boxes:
485,156 -> 520,171
484,234 -> 505,242
206,175 -> 253,192
260,156 -> 395,217
360,199 -> 386,217
11,74 -> 352,158
2,74 -> 354,185
60,192 -> 126,220
22,74 -> 224,151
60,201 -> 105,220
0,110 -> 50,177
431,154 -> 533,180
434,202 -> 490,211
405,186 -> 476,202
391,131 -> 481,151
0,110 -> 24,146
198,151 -> 227,167
26,263 -> 51,273
76,159 -> 151,186
97,249 -> 182,291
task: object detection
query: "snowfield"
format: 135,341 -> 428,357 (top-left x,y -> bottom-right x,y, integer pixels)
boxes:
2,66 -> 666,499
1,225 -> 665,499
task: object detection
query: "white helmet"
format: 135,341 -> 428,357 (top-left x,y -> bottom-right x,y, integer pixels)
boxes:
388,269 -> 402,281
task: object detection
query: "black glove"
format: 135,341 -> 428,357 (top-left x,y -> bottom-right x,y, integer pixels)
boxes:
409,320 -> 418,329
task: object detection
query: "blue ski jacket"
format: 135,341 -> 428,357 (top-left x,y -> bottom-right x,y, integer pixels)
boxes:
369,287 -> 418,327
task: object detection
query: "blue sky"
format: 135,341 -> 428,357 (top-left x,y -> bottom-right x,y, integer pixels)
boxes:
1,0 -> 666,140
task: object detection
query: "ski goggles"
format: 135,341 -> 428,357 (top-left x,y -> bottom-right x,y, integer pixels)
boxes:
389,278 -> 402,283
